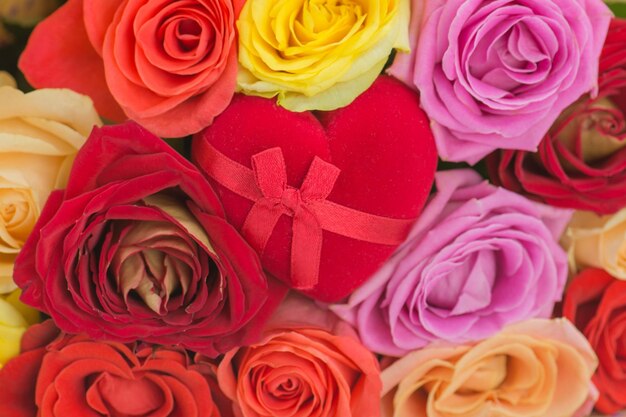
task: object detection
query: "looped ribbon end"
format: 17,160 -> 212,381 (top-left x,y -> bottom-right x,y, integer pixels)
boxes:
196,143 -> 416,291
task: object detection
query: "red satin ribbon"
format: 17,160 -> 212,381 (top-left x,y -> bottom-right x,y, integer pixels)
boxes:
195,142 -> 415,290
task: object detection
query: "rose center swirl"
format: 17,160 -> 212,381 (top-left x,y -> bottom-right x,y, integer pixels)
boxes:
0,187 -> 37,250
74,202 -> 218,319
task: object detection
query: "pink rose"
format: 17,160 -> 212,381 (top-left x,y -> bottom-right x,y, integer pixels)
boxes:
332,170 -> 571,356
390,0 -> 612,164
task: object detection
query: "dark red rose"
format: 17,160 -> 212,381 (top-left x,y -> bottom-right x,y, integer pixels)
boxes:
0,321 -> 227,417
563,268 -> 626,414
14,122 -> 285,357
488,18 -> 626,214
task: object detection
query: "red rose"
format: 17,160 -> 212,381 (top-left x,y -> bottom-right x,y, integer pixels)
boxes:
14,122 -> 285,357
563,268 -> 626,414
19,0 -> 242,137
0,321 -> 226,417
488,18 -> 626,214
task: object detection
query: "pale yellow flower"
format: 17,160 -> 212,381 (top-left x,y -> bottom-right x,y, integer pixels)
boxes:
563,209 -> 626,279
0,72 -> 101,293
237,0 -> 410,111
0,290 -> 39,367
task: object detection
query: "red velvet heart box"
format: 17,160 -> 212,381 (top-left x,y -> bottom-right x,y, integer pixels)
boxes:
192,76 -> 437,302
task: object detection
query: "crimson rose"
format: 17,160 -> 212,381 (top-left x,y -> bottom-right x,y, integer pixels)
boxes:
0,321 -> 228,417
14,122 -> 283,357
488,18 -> 626,214
563,268 -> 626,414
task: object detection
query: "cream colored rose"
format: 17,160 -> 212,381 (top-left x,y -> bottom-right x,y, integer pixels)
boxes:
0,290 -> 39,367
563,209 -> 626,279
236,0 -> 410,111
381,319 -> 598,417
0,72 -> 101,293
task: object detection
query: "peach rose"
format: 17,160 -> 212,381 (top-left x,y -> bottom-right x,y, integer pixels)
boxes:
216,295 -> 382,417
381,319 -> 598,417
0,72 -> 101,293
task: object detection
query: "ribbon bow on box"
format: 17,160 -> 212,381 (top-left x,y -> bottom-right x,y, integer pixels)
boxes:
199,144 -> 415,290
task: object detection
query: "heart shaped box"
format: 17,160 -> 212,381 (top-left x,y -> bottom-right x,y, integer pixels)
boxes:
193,76 -> 437,302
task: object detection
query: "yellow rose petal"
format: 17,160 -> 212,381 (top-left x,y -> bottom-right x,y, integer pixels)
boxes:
237,0 -> 408,111
0,72 -> 16,89
0,290 -> 39,367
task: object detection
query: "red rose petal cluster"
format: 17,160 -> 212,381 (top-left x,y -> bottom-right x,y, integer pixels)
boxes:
14,122 -> 283,357
0,321 -> 225,417
563,268 -> 626,414
488,18 -> 626,214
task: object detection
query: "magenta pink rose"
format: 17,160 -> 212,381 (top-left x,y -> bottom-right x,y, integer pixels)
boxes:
390,0 -> 612,164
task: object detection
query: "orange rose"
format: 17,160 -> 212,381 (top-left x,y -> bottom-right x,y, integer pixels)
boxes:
20,0 -> 242,137
216,295 -> 382,417
381,319 -> 598,417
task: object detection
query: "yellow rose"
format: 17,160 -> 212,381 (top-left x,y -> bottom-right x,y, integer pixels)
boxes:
0,290 -> 39,367
237,0 -> 410,111
381,319 -> 598,417
562,209 -> 626,279
0,72 -> 101,294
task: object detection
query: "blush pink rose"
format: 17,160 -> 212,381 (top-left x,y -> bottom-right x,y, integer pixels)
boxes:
389,0 -> 612,164
19,0 -> 242,137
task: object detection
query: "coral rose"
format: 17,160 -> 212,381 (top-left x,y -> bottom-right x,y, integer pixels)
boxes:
563,268 -> 626,414
19,0 -> 242,137
389,0 -> 612,164
488,18 -> 626,214
332,169 -> 571,356
0,72 -> 101,294
14,122 -> 284,357
381,319 -> 598,417
217,294 -> 382,417
236,0 -> 410,111
0,321 -> 225,417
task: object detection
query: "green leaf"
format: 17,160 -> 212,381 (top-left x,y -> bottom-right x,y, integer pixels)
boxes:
609,2 -> 626,18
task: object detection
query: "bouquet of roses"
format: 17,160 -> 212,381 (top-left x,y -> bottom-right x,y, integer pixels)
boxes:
1,0 -> 626,416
